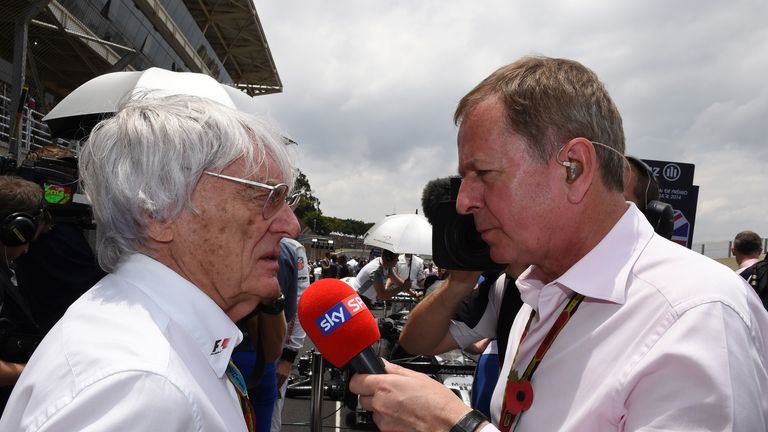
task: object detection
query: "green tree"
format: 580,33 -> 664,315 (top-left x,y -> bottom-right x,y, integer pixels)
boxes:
293,170 -> 321,222
293,170 -> 374,237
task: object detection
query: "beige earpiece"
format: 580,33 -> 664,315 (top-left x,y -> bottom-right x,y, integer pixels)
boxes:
557,158 -> 582,183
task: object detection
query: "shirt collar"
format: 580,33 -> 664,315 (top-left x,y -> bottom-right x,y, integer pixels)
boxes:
518,203 -> 653,307
736,258 -> 760,274
114,254 -> 242,378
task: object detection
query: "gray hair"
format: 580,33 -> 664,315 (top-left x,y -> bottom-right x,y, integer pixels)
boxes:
79,93 -> 295,272
455,56 -> 626,192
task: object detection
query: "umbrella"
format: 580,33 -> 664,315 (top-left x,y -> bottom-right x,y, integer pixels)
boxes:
363,214 -> 432,255
43,67 -> 260,139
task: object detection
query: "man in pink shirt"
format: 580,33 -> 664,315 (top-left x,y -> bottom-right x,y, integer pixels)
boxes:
733,230 -> 763,276
350,56 -> 768,432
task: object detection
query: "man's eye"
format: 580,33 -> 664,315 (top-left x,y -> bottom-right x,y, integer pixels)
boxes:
242,187 -> 268,201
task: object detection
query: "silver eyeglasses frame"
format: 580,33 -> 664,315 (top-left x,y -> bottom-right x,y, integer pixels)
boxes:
203,171 -> 300,219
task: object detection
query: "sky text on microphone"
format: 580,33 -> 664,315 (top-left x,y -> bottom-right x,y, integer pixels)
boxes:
316,293 -> 368,335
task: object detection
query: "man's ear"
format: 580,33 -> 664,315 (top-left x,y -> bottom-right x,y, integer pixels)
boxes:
559,138 -> 596,203
145,214 -> 174,243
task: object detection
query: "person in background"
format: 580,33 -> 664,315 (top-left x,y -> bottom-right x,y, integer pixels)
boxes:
622,155 -> 674,239
319,251 -> 339,279
337,254 -> 352,279
350,56 -> 768,432
351,249 -> 407,309
347,255 -> 360,276
733,230 -> 763,277
0,176 -> 49,413
623,155 -> 658,208
14,145 -> 106,332
313,261 -> 322,283
391,253 -> 426,294
387,253 -> 425,313
0,92 -> 300,431
271,237 -> 310,432
423,261 -> 439,278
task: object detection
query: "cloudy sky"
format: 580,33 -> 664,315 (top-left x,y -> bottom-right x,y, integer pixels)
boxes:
248,0 -> 768,244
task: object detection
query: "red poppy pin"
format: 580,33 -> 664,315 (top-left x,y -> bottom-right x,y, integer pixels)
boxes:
504,370 -> 534,414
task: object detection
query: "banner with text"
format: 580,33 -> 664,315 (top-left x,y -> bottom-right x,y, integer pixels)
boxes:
642,159 -> 699,248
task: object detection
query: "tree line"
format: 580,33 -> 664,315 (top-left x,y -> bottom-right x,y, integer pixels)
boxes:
293,170 -> 374,237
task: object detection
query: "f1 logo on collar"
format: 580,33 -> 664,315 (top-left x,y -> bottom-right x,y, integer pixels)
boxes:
211,338 -> 230,355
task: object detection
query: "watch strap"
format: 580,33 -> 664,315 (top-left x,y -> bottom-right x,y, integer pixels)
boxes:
450,409 -> 489,432
256,294 -> 285,315
281,348 -> 299,363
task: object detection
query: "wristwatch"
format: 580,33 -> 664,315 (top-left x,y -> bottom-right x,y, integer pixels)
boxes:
256,294 -> 285,315
450,409 -> 489,432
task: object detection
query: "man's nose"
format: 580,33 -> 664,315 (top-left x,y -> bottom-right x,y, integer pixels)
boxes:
456,178 -> 480,215
273,203 -> 301,238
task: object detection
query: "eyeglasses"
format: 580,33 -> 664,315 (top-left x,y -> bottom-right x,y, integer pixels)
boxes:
203,171 -> 300,219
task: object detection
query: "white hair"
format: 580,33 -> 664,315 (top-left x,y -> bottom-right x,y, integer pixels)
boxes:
79,93 -> 295,272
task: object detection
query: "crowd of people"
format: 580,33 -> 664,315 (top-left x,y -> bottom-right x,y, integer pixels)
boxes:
305,250 -> 440,310
1,55 -> 767,432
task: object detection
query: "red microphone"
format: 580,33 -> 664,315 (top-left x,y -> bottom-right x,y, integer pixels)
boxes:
297,278 -> 385,374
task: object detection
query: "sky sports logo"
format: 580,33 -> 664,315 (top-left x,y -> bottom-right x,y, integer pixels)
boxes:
316,294 -> 367,336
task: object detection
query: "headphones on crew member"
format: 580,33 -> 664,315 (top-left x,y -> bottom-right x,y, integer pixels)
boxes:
0,208 -> 43,247
625,155 -> 675,239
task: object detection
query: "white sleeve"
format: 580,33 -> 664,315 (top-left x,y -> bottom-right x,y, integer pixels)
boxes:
622,301 -> 768,431
448,275 -> 507,349
33,372 -> 200,432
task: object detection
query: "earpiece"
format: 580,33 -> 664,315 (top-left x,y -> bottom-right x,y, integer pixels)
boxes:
559,159 -> 582,183
556,145 -> 583,184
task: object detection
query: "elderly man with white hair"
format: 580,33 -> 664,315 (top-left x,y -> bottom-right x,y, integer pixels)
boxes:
1,89 -> 300,431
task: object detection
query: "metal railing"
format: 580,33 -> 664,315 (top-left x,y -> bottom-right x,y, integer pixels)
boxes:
0,93 -> 53,156
693,238 -> 768,260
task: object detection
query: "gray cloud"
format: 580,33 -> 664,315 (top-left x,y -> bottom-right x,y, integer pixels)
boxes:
252,0 -> 768,242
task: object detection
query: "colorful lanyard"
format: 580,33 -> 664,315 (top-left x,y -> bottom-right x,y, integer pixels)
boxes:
499,293 -> 585,432
226,360 -> 257,432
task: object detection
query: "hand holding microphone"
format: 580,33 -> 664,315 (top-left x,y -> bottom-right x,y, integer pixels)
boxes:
297,278 -> 385,374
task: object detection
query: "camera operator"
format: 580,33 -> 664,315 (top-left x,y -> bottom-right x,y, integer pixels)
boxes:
11,145 -> 106,332
0,175 -> 49,412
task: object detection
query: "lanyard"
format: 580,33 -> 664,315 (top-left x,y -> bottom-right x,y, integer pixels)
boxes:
226,360 -> 257,432
498,293 -> 585,432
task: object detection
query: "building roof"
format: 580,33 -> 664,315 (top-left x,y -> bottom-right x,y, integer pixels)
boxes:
183,0 -> 282,95
0,0 -> 281,104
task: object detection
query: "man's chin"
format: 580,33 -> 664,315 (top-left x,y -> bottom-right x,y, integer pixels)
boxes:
251,276 -> 281,300
488,245 -> 514,266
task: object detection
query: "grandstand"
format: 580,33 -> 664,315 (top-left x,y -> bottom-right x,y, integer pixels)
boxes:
0,0 -> 281,160
0,2 -> 758,263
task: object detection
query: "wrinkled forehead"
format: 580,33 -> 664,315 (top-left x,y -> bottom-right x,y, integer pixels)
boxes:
229,150 -> 287,184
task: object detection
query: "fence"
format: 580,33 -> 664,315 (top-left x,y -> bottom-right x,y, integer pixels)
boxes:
0,93 -> 54,157
692,238 -> 768,260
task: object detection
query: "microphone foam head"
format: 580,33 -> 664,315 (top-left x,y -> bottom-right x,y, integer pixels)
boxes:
297,278 -> 380,368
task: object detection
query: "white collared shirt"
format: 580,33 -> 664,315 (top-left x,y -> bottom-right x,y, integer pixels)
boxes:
394,254 -> 425,286
457,205 -> 768,431
0,254 -> 247,432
